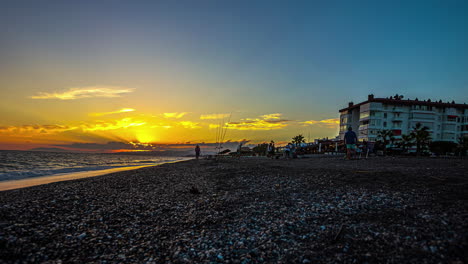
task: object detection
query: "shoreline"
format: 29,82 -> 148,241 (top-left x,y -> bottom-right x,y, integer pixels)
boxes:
0,159 -> 191,192
1,157 -> 466,263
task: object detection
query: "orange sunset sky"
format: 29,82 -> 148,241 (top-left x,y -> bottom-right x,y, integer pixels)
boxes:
1,1 -> 467,152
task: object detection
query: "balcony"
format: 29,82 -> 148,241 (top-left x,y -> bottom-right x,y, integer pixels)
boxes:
441,130 -> 457,134
442,120 -> 457,124
410,109 -> 435,114
391,107 -> 405,113
410,118 -> 436,123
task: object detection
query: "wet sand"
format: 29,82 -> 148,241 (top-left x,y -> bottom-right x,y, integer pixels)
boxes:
0,166 -> 153,192
0,157 -> 467,263
0,160 -> 188,192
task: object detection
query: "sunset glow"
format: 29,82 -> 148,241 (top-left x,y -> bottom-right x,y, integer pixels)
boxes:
0,1 -> 467,153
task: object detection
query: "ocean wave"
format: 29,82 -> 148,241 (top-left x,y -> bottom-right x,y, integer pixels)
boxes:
0,151 -> 187,182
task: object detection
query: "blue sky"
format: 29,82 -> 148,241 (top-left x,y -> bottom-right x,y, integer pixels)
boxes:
0,0 -> 467,150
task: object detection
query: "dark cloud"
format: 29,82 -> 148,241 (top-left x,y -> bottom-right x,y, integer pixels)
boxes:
53,140 -> 251,152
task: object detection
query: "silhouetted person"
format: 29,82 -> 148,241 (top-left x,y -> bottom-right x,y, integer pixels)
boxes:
237,143 -> 243,159
195,144 -> 201,160
344,127 -> 358,160
284,143 -> 291,159
268,141 -> 276,159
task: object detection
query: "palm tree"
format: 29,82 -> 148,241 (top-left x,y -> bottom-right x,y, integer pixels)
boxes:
398,134 -> 414,153
410,123 -> 431,155
292,134 -> 306,145
377,129 -> 395,154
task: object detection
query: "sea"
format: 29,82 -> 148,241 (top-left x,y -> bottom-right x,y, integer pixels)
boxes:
0,150 -> 188,182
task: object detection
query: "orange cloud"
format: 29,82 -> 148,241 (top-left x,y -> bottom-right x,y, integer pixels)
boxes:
302,118 -> 339,127
200,113 -> 231,120
90,108 -> 136,117
177,121 -> 201,129
225,113 -> 290,130
81,118 -> 146,131
31,86 -> 134,100
226,120 -> 288,130
260,113 -> 282,120
163,112 -> 188,119
151,124 -> 172,129
0,124 -> 77,135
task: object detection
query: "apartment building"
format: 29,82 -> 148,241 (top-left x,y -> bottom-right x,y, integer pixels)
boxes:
339,94 -> 468,143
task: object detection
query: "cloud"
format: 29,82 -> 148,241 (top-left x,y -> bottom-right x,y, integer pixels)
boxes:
302,118 -> 339,127
177,121 -> 201,129
226,119 -> 289,130
0,124 -> 77,134
260,113 -> 282,120
53,140 -> 252,153
55,141 -> 135,150
81,118 -> 146,131
200,113 -> 231,120
31,86 -> 134,100
150,124 -> 172,129
163,112 -> 188,119
208,124 -> 220,129
89,108 -> 136,117
224,113 -> 290,130
53,141 -> 159,152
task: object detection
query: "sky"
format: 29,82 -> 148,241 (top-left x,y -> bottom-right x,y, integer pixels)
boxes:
1,0 -> 467,152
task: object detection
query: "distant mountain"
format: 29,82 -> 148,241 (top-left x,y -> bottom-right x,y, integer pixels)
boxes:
29,147 -> 71,152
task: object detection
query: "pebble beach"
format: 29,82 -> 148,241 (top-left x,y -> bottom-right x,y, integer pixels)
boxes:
1,157 -> 467,263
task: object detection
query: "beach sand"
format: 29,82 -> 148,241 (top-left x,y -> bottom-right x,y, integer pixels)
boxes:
1,157 -> 467,263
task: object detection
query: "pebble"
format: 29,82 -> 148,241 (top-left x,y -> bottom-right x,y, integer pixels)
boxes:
0,157 -> 466,263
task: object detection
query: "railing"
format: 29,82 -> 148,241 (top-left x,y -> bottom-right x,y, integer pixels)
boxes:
391,107 -> 405,112
410,109 -> 435,113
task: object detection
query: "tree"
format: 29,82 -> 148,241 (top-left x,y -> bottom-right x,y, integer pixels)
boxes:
292,134 -> 306,145
398,134 -> 414,153
376,129 -> 395,154
410,123 -> 431,155
457,136 -> 468,157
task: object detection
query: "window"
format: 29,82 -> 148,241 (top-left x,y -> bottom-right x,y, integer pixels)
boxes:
360,111 -> 370,120
370,119 -> 381,126
384,113 -> 387,118
383,122 -> 387,127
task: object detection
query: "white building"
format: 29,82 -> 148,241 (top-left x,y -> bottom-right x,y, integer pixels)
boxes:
339,94 -> 468,143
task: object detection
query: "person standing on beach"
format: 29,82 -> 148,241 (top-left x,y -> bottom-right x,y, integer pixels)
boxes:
269,141 -> 276,159
237,142 -> 243,159
344,127 -> 358,160
284,143 -> 291,159
195,144 -> 201,160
